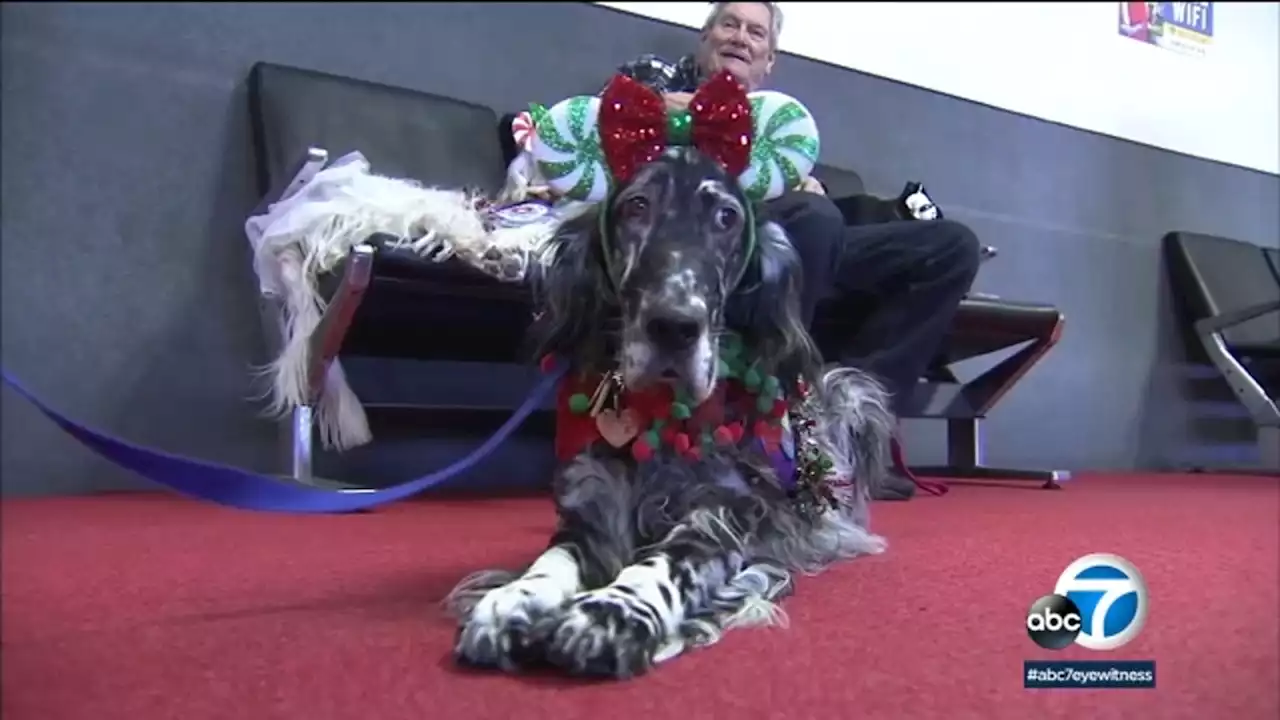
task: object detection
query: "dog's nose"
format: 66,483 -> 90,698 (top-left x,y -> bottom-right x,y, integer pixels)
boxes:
645,310 -> 703,353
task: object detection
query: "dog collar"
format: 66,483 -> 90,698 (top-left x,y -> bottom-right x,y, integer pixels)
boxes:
544,333 -> 842,519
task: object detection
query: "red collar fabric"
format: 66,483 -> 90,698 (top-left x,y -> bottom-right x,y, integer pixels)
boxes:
553,372 -> 788,464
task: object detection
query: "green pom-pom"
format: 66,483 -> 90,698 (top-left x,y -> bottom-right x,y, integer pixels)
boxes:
568,393 -> 591,414
763,375 -> 780,396
757,394 -> 774,414
672,402 -> 692,420
667,109 -> 693,145
716,358 -> 732,378
652,418 -> 667,430
644,429 -> 661,448
744,368 -> 762,390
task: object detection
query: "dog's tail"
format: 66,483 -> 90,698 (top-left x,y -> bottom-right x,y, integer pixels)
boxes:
811,366 -> 895,530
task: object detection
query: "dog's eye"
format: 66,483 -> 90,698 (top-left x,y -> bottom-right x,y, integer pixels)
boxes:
713,206 -> 740,230
619,196 -> 650,218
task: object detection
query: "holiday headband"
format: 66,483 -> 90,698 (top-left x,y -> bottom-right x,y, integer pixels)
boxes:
527,70 -> 821,204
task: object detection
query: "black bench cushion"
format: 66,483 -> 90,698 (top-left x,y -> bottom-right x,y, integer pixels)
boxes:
812,294 -> 1061,366
811,164 -> 865,199
249,63 -> 507,198
1164,231 -> 1280,355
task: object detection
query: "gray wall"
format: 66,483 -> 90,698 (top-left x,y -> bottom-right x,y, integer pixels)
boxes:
3,2 -> 1277,497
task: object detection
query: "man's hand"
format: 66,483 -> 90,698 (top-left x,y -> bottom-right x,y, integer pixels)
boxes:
525,185 -> 557,202
664,92 -> 694,113
799,176 -> 826,196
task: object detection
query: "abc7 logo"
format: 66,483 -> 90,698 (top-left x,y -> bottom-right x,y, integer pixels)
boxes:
1027,553 -> 1149,651
1026,594 -> 1084,650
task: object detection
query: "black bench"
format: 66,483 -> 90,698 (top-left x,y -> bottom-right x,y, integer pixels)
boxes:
1163,231 -> 1280,473
247,61 -> 1068,487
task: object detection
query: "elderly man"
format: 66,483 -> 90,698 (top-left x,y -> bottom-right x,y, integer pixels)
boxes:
607,2 -> 982,499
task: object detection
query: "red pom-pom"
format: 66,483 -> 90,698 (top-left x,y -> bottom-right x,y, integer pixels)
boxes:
727,422 -> 744,443
753,420 -> 772,441
539,354 -> 557,374
771,399 -> 788,418
686,445 -> 702,461
631,437 -> 654,462
713,426 -> 734,446
660,425 -> 679,445
673,433 -> 692,454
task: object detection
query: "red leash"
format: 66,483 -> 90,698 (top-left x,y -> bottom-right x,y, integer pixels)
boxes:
890,435 -> 949,496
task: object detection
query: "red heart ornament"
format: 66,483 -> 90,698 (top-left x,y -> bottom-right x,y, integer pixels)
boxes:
596,408 -> 641,448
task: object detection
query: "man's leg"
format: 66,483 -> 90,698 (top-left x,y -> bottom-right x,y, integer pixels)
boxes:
830,219 -> 981,409
765,190 -> 982,407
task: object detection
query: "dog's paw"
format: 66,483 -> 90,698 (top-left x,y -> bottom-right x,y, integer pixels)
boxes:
453,579 -> 565,671
541,589 -> 666,679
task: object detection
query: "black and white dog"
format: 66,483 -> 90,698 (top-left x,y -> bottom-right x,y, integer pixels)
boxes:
446,147 -> 893,679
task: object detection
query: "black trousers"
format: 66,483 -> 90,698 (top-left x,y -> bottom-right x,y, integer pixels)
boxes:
766,190 -> 981,412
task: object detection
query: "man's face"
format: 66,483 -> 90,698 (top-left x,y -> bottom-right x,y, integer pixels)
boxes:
697,3 -> 776,91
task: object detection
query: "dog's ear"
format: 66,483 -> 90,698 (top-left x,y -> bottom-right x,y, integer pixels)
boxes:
528,205 -> 614,365
727,218 -> 821,384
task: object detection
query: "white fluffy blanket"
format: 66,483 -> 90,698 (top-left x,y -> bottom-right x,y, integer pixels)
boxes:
243,150 -> 584,452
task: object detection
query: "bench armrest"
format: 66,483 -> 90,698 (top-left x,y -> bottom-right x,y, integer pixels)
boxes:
1194,299 -> 1280,335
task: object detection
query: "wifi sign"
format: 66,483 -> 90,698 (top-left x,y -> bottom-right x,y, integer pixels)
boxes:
1026,553 -> 1149,652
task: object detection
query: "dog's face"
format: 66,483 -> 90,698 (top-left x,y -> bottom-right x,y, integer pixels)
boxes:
607,148 -> 755,404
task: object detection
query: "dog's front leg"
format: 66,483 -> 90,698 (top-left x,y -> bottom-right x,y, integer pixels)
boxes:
452,454 -> 634,671
543,505 -> 753,679
452,543 -> 583,671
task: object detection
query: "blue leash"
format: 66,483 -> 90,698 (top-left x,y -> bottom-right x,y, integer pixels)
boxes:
1,363 -> 567,514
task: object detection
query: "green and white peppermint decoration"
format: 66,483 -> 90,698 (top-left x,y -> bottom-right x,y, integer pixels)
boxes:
527,85 -> 822,204
529,97 -> 612,202
737,91 -> 821,201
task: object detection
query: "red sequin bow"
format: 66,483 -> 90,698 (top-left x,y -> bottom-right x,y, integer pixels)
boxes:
598,70 -> 754,185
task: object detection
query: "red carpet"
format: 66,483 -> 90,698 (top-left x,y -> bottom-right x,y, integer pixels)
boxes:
3,474 -> 1277,720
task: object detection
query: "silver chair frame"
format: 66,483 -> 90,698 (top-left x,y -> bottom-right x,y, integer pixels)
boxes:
252,147 -> 377,484
1194,300 -> 1280,472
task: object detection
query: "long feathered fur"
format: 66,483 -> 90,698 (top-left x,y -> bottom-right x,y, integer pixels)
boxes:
448,151 -> 893,679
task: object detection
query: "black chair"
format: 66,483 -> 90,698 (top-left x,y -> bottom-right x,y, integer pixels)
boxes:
1163,232 -> 1280,473
248,62 -> 536,484
249,61 -> 1067,487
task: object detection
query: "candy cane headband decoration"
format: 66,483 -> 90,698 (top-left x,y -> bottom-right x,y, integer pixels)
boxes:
529,71 -> 820,291
529,70 -> 820,203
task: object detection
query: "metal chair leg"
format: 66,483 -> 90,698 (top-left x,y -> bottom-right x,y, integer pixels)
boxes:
909,418 -> 1073,489
290,405 -> 314,483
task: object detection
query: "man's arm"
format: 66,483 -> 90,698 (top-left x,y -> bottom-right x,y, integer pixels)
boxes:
598,53 -> 681,95
599,53 -> 705,96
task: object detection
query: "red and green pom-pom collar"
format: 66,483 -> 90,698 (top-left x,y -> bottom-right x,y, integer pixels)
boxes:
550,333 -> 794,463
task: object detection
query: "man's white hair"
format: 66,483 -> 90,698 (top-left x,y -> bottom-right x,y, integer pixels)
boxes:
703,2 -> 784,51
